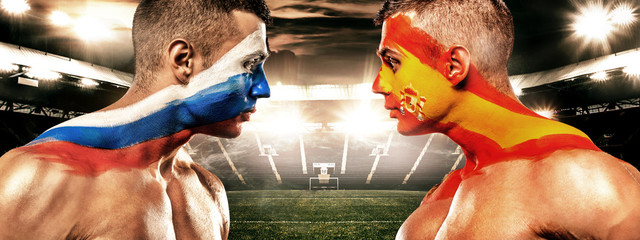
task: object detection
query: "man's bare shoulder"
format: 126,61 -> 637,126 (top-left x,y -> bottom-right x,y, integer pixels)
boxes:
439,149 -> 640,239
531,149 -> 640,238
533,149 -> 640,206
0,148 -> 64,187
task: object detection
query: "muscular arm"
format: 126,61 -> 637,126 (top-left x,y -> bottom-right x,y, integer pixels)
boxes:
165,150 -> 230,240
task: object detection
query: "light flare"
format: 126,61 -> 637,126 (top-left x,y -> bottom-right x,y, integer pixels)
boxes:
611,3 -> 637,26
569,1 -> 638,53
0,61 -> 19,73
80,78 -> 99,87
623,62 -> 640,78
50,10 -> 73,27
534,109 -> 555,119
74,16 -> 112,41
512,86 -> 523,96
572,4 -> 613,41
24,67 -> 62,81
590,71 -> 609,82
1,0 -> 30,14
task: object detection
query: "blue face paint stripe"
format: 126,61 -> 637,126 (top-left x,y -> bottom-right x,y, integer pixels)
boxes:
29,64 -> 269,149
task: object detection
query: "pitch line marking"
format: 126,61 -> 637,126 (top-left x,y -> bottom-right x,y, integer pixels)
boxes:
341,133 -> 349,174
402,134 -> 435,184
450,146 -> 465,172
232,220 -> 404,224
216,138 -> 246,184
299,134 -> 308,174
366,132 -> 394,184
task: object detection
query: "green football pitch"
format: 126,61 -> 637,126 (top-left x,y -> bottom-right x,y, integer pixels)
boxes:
227,190 -> 427,239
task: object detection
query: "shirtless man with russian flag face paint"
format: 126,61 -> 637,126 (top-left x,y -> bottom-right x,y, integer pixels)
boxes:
373,0 -> 640,239
0,0 -> 271,239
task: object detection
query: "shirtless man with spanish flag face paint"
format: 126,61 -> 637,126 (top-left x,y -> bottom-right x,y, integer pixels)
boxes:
372,0 -> 640,239
0,0 -> 271,239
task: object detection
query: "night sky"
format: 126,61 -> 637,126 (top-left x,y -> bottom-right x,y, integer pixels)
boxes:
1,0 -> 638,85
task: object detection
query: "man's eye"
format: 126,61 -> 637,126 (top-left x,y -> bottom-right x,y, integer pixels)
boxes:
244,58 -> 260,72
385,56 -> 400,72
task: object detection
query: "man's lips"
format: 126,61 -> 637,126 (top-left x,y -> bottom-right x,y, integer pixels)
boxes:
383,95 -> 401,118
240,108 -> 256,122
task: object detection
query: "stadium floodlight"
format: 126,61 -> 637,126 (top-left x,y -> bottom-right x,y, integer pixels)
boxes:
512,86 -> 523,96
623,63 -> 640,78
24,67 -> 62,81
534,109 -> 555,119
74,16 -> 112,41
0,61 -> 19,73
1,0 -> 30,14
590,71 -> 609,82
80,78 -> 99,87
50,10 -> 73,27
571,4 -> 614,42
611,3 -> 637,26
569,1 -> 638,53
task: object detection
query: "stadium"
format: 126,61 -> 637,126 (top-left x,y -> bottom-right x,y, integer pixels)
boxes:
1,0 -> 639,239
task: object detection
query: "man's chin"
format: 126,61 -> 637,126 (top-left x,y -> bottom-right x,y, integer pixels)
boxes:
194,117 -> 244,138
396,118 -> 434,136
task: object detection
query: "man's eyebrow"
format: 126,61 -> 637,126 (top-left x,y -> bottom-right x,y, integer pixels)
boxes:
246,50 -> 270,61
377,47 -> 398,57
377,47 -> 389,57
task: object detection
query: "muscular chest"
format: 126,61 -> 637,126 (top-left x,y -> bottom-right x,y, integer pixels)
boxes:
397,172 -> 462,240
68,165 -> 228,240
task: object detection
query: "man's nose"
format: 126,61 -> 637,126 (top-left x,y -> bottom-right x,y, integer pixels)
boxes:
250,63 -> 270,98
372,68 -> 391,95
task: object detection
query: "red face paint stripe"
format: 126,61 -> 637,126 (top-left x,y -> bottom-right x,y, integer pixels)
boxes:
462,65 -> 544,119
383,14 -> 445,69
385,14 -> 543,119
420,132 -> 599,203
428,118 -> 598,171
18,129 -> 194,176
421,169 -> 462,205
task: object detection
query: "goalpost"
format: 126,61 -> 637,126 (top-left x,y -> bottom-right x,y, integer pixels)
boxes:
309,163 -> 339,190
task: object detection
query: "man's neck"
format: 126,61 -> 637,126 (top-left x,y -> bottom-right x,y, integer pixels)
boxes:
22,92 -> 196,176
439,68 -> 598,175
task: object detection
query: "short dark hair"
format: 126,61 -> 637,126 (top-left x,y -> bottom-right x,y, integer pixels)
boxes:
132,0 -> 271,89
375,0 -> 514,92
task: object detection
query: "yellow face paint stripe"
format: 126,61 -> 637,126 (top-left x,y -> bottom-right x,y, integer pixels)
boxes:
382,46 -> 590,149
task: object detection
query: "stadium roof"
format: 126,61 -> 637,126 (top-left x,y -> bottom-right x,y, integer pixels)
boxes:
0,42 -> 132,87
510,48 -> 640,90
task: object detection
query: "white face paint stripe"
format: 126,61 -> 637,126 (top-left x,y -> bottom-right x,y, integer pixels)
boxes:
53,24 -> 267,128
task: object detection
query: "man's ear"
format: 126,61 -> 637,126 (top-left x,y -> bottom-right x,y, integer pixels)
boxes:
167,39 -> 194,85
442,45 -> 470,87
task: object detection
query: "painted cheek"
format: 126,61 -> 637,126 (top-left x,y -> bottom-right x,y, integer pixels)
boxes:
392,49 -> 458,123
375,66 -> 394,94
249,63 -> 270,98
182,72 -> 254,125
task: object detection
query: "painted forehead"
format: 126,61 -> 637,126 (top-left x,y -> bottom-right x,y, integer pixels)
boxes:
185,24 -> 267,91
193,23 -> 268,83
381,13 -> 445,68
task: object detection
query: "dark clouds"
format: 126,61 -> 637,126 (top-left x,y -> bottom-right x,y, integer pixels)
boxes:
267,0 -> 639,81
1,0 -> 638,84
